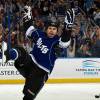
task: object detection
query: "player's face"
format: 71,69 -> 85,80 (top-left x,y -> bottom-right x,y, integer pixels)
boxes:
46,26 -> 58,38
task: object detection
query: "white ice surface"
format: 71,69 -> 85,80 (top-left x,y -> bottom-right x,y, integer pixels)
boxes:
0,83 -> 100,100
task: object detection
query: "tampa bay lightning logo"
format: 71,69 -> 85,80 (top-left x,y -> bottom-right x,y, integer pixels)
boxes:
82,60 -> 100,68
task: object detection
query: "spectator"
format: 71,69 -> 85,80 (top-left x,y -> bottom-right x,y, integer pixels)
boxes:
91,27 -> 100,57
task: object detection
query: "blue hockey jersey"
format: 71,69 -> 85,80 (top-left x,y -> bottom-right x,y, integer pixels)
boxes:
26,26 -> 70,73
28,29 -> 59,73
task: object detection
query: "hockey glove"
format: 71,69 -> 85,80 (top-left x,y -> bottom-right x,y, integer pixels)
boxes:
21,5 -> 33,32
21,5 -> 32,23
64,8 -> 75,29
60,9 -> 75,44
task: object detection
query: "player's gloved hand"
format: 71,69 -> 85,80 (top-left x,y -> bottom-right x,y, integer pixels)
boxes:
21,5 -> 33,32
21,5 -> 32,23
64,8 -> 75,29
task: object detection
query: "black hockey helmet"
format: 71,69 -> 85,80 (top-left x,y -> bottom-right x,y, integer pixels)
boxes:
45,20 -> 59,30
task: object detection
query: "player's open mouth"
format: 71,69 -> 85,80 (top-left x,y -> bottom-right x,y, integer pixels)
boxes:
49,34 -> 55,38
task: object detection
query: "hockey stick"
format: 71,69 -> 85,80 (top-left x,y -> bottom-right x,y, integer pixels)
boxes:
1,33 -> 5,65
7,9 -> 11,52
2,9 -> 11,64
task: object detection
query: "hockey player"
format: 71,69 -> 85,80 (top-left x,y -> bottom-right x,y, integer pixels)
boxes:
3,6 -> 75,100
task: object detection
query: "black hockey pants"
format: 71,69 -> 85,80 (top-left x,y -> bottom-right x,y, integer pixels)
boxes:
14,46 -> 48,100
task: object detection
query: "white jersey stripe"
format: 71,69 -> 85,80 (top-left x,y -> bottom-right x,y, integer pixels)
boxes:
29,54 -> 50,73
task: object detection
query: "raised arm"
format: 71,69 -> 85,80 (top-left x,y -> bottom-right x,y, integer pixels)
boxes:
59,8 -> 75,48
21,5 -> 39,40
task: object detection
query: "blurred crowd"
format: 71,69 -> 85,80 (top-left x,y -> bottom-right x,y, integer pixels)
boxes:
0,0 -> 100,58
